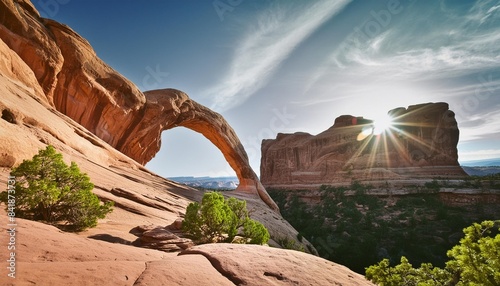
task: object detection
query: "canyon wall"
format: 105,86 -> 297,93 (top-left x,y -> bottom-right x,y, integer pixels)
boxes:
261,103 -> 467,188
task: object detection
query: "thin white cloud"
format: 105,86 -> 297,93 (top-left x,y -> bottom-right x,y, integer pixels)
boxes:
290,94 -> 354,107
458,149 -> 500,162
466,0 -> 500,24
329,37 -> 500,81
206,0 -> 352,112
459,109 -> 500,142
312,1 -> 500,83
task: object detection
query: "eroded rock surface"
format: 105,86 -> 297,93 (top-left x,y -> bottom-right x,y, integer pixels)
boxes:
131,222 -> 194,252
179,244 -> 374,285
261,103 -> 467,188
0,1 -> 349,284
0,0 -> 277,211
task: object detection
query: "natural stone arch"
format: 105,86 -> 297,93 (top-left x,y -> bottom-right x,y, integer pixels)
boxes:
0,5 -> 278,212
119,89 -> 279,212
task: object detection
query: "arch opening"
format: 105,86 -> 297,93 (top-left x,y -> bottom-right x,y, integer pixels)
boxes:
146,127 -> 239,190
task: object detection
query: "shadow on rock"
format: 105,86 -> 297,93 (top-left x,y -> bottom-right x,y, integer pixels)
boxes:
88,234 -> 133,245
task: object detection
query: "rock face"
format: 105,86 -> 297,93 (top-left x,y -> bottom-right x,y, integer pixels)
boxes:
0,1 -> 373,284
179,243 -> 374,286
0,217 -> 373,285
131,224 -> 195,253
0,0 -> 276,211
261,103 -> 467,188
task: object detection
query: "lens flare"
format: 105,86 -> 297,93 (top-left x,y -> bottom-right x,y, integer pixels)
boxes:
372,114 -> 393,135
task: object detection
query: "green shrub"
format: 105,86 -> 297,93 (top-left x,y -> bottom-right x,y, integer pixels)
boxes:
366,220 -> 500,285
275,236 -> 305,252
243,218 -> 270,244
0,145 -> 113,231
182,192 -> 269,245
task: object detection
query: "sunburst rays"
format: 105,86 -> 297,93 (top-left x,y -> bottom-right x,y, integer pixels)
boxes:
348,108 -> 445,178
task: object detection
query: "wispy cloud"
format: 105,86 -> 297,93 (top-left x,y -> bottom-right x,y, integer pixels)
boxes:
313,1 -> 500,83
328,33 -> 500,81
206,0 -> 352,112
458,109 -> 500,142
465,0 -> 500,25
296,0 -> 500,136
458,149 -> 500,162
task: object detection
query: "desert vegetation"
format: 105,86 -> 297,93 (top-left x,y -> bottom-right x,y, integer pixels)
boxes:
268,180 -> 500,274
182,191 -> 269,245
0,145 -> 113,231
366,220 -> 500,285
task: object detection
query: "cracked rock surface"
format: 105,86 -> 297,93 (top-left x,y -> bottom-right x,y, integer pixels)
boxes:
179,244 -> 374,286
0,216 -> 373,286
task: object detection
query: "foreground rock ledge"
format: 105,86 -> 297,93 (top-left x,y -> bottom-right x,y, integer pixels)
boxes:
0,217 -> 373,286
179,243 -> 374,286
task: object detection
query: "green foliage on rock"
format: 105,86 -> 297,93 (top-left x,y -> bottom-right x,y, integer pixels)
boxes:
366,220 -> 500,285
243,218 -> 270,244
182,192 -> 269,245
274,236 -> 305,252
0,145 -> 113,231
268,183 -> 500,274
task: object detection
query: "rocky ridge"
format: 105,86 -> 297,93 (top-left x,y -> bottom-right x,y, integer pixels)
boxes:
0,0 -> 374,284
0,0 -> 276,211
261,103 -> 467,189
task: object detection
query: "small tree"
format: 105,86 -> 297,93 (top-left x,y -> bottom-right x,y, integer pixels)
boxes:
182,192 -> 269,245
0,145 -> 113,230
243,218 -> 270,245
365,220 -> 500,285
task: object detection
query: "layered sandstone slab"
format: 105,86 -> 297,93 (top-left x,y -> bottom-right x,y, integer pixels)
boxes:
261,103 -> 467,188
180,243 -> 374,285
0,216 -> 373,286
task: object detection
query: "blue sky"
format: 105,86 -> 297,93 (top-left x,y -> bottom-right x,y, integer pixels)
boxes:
35,0 -> 500,177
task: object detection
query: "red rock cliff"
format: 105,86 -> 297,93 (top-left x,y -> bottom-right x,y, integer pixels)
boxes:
261,103 -> 467,188
0,0 -> 277,211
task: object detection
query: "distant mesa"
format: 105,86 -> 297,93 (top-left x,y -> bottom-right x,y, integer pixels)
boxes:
261,102 -> 467,188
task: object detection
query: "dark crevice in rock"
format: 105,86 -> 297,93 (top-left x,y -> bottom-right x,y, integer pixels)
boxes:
133,261 -> 149,286
110,187 -> 179,214
1,109 -> 16,124
264,271 -> 287,281
179,249 -> 242,285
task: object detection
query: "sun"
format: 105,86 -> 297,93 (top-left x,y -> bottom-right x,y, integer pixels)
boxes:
372,113 -> 393,135
356,113 -> 394,141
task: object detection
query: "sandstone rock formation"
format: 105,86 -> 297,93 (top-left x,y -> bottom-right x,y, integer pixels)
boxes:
0,216 -> 373,285
179,243 -> 374,285
261,103 -> 467,188
0,0 -> 277,211
130,221 -> 194,252
0,1 -> 375,284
